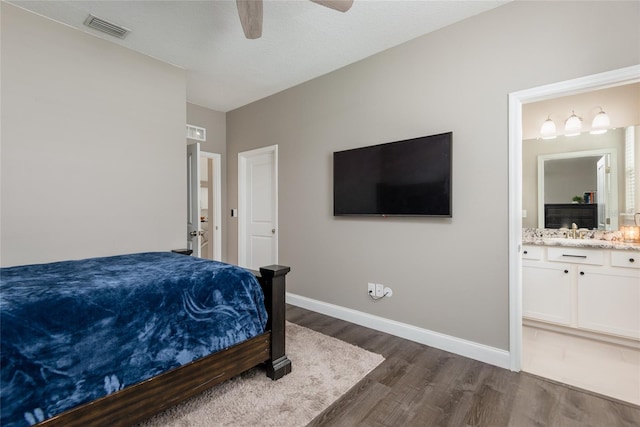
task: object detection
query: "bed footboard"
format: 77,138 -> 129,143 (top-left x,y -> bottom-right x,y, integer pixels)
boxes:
255,265 -> 292,380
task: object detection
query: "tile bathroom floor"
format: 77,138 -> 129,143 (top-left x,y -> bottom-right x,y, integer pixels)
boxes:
522,325 -> 640,406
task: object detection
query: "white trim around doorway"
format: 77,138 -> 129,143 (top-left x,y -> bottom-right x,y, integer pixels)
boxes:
508,64 -> 640,372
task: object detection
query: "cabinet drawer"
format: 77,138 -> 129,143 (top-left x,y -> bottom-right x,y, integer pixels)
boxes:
547,247 -> 604,265
522,245 -> 543,260
611,251 -> 640,269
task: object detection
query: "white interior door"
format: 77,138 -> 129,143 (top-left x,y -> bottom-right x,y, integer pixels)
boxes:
187,143 -> 201,257
238,145 -> 278,269
596,154 -> 619,231
596,155 -> 608,229
200,152 -> 222,261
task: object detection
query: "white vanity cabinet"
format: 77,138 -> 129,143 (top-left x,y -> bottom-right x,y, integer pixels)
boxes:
523,261 -> 572,325
523,245 -> 640,341
577,264 -> 640,339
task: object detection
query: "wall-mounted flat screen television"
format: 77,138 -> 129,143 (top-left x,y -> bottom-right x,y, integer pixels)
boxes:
333,132 -> 452,217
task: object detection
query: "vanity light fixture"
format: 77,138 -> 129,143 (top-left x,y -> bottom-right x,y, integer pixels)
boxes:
540,115 -> 557,140
590,107 -> 610,135
564,110 -> 582,136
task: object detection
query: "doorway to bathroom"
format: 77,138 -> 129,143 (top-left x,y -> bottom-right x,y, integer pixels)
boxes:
508,65 -> 640,404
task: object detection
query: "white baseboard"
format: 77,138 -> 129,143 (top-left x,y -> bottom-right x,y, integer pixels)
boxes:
286,292 -> 511,370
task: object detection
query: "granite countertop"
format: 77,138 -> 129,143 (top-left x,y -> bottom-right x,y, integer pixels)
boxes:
522,228 -> 640,252
523,237 -> 640,251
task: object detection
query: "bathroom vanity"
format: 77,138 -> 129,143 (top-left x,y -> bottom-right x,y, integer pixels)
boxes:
522,238 -> 640,345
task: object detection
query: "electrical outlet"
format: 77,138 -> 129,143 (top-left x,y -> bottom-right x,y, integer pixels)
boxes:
375,283 -> 384,297
368,283 -> 376,295
383,287 -> 393,297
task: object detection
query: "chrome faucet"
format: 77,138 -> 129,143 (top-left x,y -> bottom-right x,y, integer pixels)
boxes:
569,222 -> 578,239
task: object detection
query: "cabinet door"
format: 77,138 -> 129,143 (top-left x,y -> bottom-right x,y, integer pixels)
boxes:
523,262 -> 572,325
577,267 -> 640,340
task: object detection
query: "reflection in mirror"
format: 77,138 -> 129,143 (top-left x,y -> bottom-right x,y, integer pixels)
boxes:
523,126 -> 639,231
538,149 -> 618,230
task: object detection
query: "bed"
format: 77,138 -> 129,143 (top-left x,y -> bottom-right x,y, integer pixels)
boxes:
0,252 -> 291,427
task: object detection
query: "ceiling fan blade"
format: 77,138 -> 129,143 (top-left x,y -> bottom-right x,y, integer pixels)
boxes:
236,0 -> 263,39
310,0 -> 354,13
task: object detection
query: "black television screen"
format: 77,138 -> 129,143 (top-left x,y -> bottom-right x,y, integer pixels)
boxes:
333,132 -> 452,217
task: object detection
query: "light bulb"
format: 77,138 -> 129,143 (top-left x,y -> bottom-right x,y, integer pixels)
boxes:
590,108 -> 610,135
564,110 -> 582,136
540,116 -> 556,140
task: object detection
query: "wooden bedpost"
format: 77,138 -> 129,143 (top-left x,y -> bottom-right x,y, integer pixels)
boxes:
258,265 -> 292,380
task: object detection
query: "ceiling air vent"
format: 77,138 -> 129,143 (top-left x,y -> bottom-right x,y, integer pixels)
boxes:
83,14 -> 130,39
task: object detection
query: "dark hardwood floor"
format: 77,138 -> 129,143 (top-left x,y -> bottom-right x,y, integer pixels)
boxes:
285,305 -> 640,427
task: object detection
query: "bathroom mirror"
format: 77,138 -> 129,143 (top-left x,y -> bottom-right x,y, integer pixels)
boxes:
537,149 -> 618,230
522,127 -> 637,230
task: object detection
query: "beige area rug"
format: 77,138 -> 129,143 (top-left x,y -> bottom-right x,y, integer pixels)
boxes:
138,322 -> 384,427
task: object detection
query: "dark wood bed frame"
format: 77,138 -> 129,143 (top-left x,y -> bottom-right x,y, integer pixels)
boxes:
37,265 -> 291,427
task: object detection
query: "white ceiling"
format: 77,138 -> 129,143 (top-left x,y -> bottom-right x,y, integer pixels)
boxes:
8,0 -> 509,112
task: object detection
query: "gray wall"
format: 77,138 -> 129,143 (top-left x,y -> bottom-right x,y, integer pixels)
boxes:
544,157 -> 598,204
226,1 -> 640,350
1,4 -> 187,266
186,103 -> 228,261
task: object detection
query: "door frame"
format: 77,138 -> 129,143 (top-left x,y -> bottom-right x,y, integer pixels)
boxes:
201,151 -> 222,261
508,65 -> 640,371
238,144 -> 279,268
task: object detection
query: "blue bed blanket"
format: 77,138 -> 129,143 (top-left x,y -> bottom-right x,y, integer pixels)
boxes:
0,252 -> 268,427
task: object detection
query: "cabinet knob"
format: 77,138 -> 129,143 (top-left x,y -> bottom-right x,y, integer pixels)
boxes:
564,269 -> 569,274
523,250 -> 528,254
630,258 -> 635,263
580,271 -> 585,276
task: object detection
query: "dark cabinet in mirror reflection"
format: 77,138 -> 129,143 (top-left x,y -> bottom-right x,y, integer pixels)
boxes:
544,203 -> 598,229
